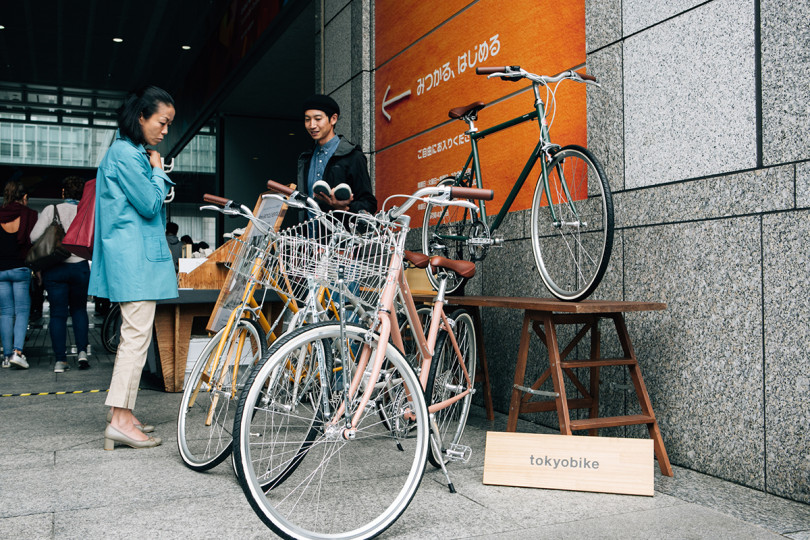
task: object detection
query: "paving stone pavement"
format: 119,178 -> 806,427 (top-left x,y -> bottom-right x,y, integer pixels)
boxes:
1,308 -> 809,539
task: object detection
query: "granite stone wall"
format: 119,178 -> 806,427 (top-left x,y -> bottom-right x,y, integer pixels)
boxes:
317,0 -> 374,178
578,0 -> 809,504
332,0 -> 808,503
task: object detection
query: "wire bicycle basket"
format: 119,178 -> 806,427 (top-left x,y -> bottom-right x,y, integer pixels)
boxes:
223,233 -> 308,305
270,211 -> 407,312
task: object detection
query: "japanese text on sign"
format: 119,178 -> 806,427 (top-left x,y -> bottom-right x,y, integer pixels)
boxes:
417,133 -> 471,160
417,34 -> 501,96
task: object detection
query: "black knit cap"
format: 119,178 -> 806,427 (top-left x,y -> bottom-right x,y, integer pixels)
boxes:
302,94 -> 340,118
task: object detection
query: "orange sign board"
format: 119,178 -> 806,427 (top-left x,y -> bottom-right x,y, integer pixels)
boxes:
376,81 -> 586,218
375,0 -> 474,67
374,0 -> 585,152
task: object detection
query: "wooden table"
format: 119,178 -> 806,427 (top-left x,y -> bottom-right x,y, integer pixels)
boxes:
153,289 -> 221,392
415,295 -> 673,477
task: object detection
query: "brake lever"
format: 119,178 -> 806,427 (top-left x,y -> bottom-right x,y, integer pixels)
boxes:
200,204 -> 242,217
426,199 -> 480,213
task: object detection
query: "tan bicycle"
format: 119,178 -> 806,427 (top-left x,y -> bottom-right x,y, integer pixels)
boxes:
232,180 -> 492,539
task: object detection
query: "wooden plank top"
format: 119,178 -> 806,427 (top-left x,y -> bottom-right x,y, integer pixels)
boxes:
411,295 -> 666,314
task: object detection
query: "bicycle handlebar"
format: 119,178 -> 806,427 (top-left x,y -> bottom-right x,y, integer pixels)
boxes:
201,194 -> 273,236
475,66 -> 513,75
266,179 -> 294,196
203,194 -> 230,206
266,179 -> 321,214
476,65 -> 598,85
450,186 -> 494,200
385,185 -> 494,221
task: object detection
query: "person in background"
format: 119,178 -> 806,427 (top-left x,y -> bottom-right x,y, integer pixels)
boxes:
297,94 -> 376,218
191,240 -> 210,255
0,180 -> 37,369
165,221 -> 181,272
30,176 -> 91,372
29,270 -> 45,321
180,234 -> 192,258
89,86 -> 178,450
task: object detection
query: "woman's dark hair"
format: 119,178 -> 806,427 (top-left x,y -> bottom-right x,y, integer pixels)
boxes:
117,86 -> 175,145
2,180 -> 27,207
62,176 -> 86,200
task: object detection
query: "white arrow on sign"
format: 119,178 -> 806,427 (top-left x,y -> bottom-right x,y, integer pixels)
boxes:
381,85 -> 412,121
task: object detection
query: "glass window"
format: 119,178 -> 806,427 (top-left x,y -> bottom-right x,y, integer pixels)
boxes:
0,117 -> 215,172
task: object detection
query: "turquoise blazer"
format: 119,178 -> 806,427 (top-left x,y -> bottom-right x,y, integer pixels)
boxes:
88,132 -> 178,302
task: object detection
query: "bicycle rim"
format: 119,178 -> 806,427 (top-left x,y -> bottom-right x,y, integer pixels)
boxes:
234,322 -> 429,540
426,310 -> 476,467
531,145 -> 613,301
177,318 -> 266,471
256,330 -> 334,492
421,177 -> 473,293
101,304 -> 121,353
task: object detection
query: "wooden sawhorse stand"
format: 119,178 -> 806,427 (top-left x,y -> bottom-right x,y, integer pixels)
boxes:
438,296 -> 673,477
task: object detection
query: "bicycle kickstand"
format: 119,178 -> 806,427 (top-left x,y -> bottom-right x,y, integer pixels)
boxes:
429,414 -> 456,493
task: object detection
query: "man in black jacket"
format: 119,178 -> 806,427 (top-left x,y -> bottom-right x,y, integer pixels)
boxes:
297,94 -> 376,216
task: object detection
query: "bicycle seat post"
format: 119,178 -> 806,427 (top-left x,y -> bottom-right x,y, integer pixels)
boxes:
433,271 -> 449,303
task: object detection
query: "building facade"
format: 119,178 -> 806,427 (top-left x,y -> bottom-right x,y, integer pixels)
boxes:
319,0 -> 809,504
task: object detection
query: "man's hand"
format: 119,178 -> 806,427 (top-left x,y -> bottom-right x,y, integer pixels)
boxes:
315,191 -> 354,211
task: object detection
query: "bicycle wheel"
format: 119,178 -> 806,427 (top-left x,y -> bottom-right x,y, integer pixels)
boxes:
253,324 -> 335,491
421,176 -> 475,293
531,145 -> 613,301
101,303 -> 121,353
233,321 -> 429,540
177,317 -> 267,471
425,309 -> 477,468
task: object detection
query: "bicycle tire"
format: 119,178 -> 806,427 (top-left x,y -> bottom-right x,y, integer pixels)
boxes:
421,176 -> 475,293
233,321 -> 429,540
101,303 -> 122,354
177,317 -> 267,471
424,309 -> 477,468
531,145 -> 613,301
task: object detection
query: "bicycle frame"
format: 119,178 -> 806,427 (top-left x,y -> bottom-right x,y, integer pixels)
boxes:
392,268 -> 474,414
331,231 -> 475,434
441,82 -> 579,237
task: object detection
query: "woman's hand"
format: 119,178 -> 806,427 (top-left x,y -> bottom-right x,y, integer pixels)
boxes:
146,149 -> 163,170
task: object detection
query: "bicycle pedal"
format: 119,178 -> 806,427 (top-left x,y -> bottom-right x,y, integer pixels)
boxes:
491,233 -> 504,247
445,443 -> 472,463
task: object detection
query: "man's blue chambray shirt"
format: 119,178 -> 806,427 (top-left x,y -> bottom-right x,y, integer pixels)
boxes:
307,135 -> 341,197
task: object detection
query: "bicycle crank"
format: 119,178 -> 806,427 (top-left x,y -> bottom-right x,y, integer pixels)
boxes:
467,220 -> 503,261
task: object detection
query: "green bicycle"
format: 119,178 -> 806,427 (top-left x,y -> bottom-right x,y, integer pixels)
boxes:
422,65 -> 614,301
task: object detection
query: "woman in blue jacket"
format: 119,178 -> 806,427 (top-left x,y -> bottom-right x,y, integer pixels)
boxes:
89,86 -> 177,450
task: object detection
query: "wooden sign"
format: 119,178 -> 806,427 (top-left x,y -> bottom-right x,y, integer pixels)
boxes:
483,432 -> 654,496
206,190 -> 288,332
